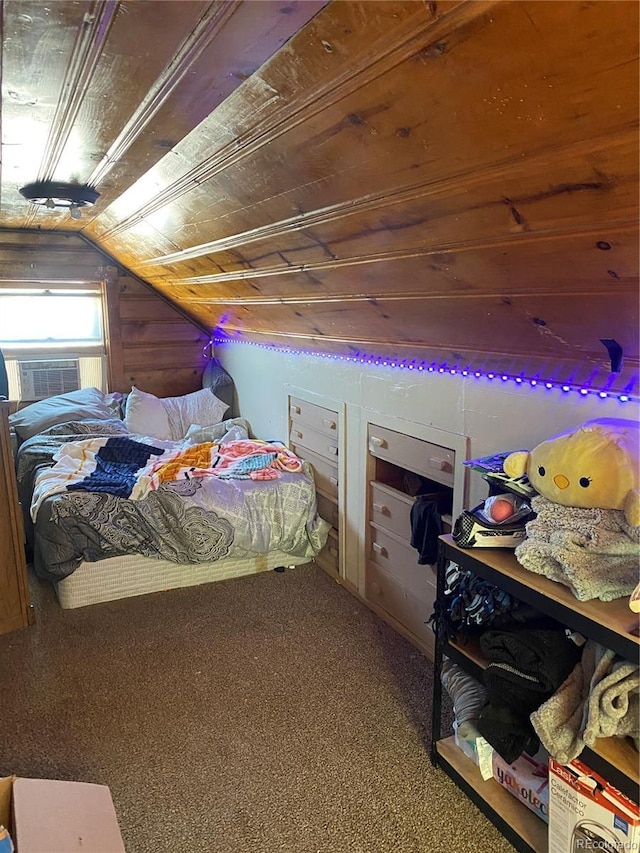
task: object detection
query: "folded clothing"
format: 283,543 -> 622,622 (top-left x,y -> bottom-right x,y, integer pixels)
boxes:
441,658 -> 488,725
476,626 -> 583,763
515,495 -> 640,601
480,627 -> 582,701
477,704 -> 540,764
434,561 -> 542,638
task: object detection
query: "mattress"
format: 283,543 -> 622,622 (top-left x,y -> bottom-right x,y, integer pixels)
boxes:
55,549 -> 310,609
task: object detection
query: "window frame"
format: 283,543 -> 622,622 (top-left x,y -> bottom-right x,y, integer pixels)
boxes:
0,278 -> 109,400
0,280 -> 106,357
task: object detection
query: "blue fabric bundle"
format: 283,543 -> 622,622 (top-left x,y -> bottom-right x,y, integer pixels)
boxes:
66,437 -> 164,498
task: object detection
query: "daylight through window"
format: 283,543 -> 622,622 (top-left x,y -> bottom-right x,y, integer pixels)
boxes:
0,285 -> 106,401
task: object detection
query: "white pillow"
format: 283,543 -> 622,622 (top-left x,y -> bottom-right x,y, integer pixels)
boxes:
125,386 -> 229,441
162,387 -> 229,440
124,386 -> 171,439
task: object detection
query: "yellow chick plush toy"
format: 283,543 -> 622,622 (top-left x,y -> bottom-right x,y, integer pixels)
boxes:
503,418 -> 640,528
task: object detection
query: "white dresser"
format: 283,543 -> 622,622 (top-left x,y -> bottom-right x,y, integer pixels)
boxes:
288,394 -> 341,579
365,421 -> 464,659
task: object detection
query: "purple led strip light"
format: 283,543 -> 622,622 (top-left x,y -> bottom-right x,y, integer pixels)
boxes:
211,336 -> 637,404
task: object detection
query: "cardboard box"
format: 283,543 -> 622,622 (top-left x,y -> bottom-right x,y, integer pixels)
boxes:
549,758 -> 640,853
492,748 -> 550,824
0,776 -> 125,852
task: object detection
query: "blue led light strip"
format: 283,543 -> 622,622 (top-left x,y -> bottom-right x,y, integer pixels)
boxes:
211,336 -> 638,404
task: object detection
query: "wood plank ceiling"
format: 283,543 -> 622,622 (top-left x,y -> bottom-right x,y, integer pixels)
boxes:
1,0 -> 638,392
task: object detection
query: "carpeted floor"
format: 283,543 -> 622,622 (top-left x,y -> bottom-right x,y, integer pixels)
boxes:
0,563 -> 515,852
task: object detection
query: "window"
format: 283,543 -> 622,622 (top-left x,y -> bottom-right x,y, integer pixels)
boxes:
0,284 -> 106,401
0,287 -> 103,349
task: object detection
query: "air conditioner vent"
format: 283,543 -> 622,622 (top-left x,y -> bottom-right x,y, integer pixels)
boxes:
18,358 -> 81,400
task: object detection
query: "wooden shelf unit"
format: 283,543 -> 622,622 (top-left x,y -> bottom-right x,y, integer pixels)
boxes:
437,736 -> 549,853
431,534 -> 640,853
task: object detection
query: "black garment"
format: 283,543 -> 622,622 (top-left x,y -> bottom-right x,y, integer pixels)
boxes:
480,627 -> 581,700
476,627 -> 582,763
410,496 -> 442,565
476,704 -> 540,764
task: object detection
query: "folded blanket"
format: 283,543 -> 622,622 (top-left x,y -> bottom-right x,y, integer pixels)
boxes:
530,640 -> 639,763
584,659 -> 640,745
515,495 -> 640,601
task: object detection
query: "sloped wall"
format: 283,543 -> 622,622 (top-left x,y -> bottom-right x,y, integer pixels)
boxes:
82,0 -> 638,396
0,2 -> 636,394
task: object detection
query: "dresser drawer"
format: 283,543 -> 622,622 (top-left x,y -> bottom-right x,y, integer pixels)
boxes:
370,481 -> 414,542
316,527 -> 339,577
292,445 -> 338,500
368,425 -> 455,488
369,524 -> 437,594
316,492 -> 339,530
289,422 -> 338,460
366,560 -> 435,650
289,397 -> 339,439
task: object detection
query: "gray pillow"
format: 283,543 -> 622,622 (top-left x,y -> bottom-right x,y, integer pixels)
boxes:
202,359 -> 235,413
9,387 -> 121,441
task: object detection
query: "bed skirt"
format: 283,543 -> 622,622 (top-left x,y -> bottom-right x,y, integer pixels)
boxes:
54,550 -> 310,609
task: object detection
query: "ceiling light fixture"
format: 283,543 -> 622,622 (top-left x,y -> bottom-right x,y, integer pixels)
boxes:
19,181 -> 99,219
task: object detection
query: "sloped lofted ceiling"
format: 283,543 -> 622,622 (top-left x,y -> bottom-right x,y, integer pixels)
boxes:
1,0 -> 638,393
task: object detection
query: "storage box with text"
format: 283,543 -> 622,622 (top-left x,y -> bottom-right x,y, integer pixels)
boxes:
548,758 -> 639,853
493,748 -> 549,824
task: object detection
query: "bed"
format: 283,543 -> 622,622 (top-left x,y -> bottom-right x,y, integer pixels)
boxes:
12,379 -> 329,609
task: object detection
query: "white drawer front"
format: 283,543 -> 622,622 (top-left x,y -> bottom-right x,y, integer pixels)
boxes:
292,445 -> 338,499
366,560 -> 435,651
289,397 -> 339,438
369,525 -> 437,593
289,422 -> 338,460
316,492 -> 339,530
316,528 -> 339,577
370,481 -> 414,542
368,424 -> 455,488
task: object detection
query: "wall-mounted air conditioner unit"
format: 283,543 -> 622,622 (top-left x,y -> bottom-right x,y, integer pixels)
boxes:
18,358 -> 81,401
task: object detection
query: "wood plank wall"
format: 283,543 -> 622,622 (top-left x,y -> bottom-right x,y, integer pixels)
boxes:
0,230 -> 209,398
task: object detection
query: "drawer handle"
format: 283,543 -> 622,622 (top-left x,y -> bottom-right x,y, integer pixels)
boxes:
370,581 -> 382,596
429,457 -> 449,471
372,502 -> 390,516
372,542 -> 388,558
295,430 -> 303,439
291,405 -> 301,415
328,445 -> 338,456
323,418 -> 336,430
329,477 -> 338,487
369,436 -> 387,450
